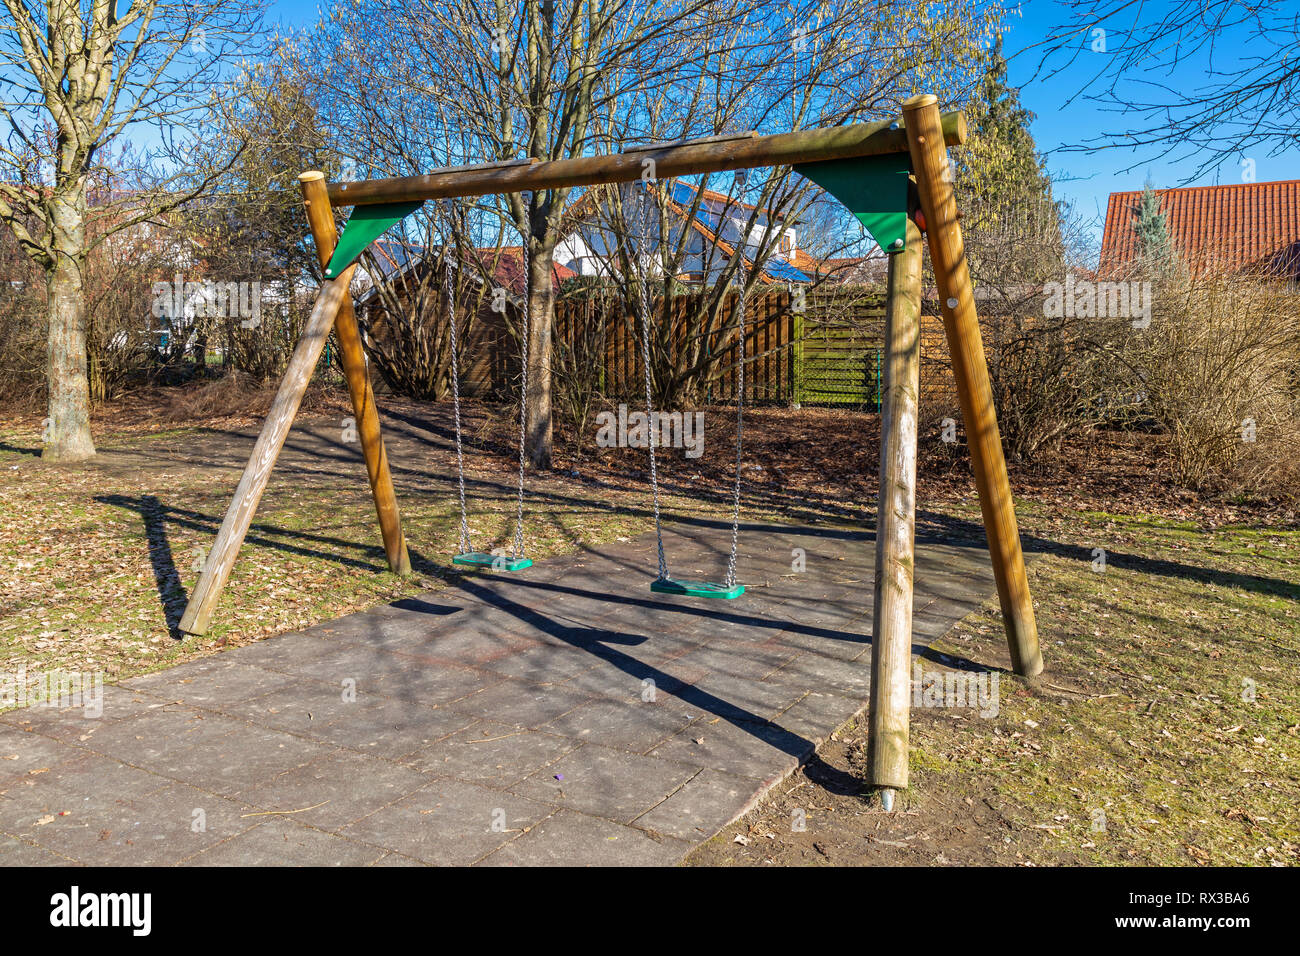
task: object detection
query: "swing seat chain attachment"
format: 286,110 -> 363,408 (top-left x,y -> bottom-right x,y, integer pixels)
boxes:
635,183 -> 746,601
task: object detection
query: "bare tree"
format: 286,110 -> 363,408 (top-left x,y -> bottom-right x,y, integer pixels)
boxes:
190,54 -> 339,382
412,0 -> 749,469
1030,0 -> 1299,176
309,0 -> 772,468
0,0 -> 264,460
298,11 -> 518,405
584,1 -> 1002,407
306,0 -> 1003,466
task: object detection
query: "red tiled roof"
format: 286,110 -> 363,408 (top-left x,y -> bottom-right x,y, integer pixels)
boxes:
817,255 -> 887,283
788,248 -> 821,274
1100,179 -> 1300,278
361,243 -> 577,297
472,246 -> 578,297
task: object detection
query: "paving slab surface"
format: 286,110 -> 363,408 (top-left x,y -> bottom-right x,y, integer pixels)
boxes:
0,522 -> 993,866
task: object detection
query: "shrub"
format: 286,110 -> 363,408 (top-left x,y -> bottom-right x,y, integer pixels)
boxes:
1098,268 -> 1300,493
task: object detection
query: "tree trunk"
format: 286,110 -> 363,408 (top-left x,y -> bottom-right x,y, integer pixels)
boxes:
525,243 -> 555,469
43,188 -> 96,462
194,329 -> 208,369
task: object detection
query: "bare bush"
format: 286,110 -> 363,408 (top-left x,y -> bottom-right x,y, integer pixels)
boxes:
552,284 -> 612,459
84,228 -> 182,402
356,252 -> 453,402
217,291 -> 311,384
1097,268 -> 1300,493
985,308 -> 1107,463
162,370 -> 273,421
0,234 -> 45,409
160,369 -> 347,423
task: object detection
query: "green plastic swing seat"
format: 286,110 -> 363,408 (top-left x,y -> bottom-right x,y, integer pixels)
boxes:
452,552 -> 533,571
651,578 -> 744,600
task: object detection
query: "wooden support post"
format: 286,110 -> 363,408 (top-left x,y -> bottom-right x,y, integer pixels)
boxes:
867,213 -> 923,794
299,172 -> 411,577
903,94 -> 1044,677
178,271 -> 358,636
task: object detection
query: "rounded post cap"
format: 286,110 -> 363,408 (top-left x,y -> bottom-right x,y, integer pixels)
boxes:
298,170 -> 326,182
951,110 -> 969,145
902,93 -> 939,110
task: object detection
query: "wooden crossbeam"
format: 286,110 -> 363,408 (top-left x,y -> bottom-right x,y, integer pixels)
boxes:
327,112 -> 967,207
624,131 -> 757,153
436,158 -> 539,174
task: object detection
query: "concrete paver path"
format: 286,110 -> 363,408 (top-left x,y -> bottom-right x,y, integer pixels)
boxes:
0,522 -> 993,865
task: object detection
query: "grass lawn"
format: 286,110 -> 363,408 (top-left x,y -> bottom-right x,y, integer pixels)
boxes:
986,506 -> 1300,865
689,504 -> 1300,866
0,412 -> 668,681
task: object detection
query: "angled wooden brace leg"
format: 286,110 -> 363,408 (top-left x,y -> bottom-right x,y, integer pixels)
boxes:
298,172 -> 411,577
904,94 -> 1043,677
179,269 -> 359,636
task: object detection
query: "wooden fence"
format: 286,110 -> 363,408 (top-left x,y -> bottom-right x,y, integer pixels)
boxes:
551,291 -> 799,403
551,288 -> 898,408
468,285 -> 969,410
794,291 -> 887,407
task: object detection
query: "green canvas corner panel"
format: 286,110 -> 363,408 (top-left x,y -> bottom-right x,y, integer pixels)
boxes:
452,552 -> 533,571
325,200 -> 424,278
795,152 -> 912,254
651,579 -> 745,600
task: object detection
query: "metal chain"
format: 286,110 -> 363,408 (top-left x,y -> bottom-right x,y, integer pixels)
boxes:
635,188 -> 669,581
445,257 -> 471,554
512,251 -> 531,560
725,265 -> 747,588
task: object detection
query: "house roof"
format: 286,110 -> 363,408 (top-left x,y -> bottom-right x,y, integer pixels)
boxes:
357,242 -> 577,303
667,181 -> 793,220
1100,179 -> 1300,278
368,240 -> 425,280
476,246 -> 579,296
656,184 -> 812,284
818,255 -> 887,283
561,179 -> 814,283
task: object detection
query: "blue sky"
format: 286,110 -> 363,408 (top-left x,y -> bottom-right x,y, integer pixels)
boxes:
1001,0 -> 1298,249
265,0 -> 1297,250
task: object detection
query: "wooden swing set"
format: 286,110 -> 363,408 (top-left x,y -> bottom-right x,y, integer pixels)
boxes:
177,93 -> 1044,799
